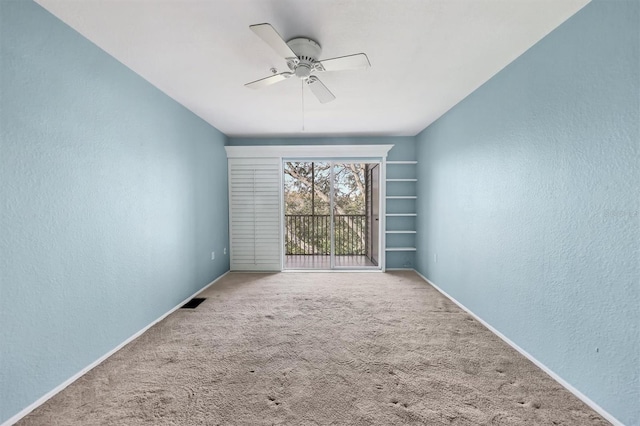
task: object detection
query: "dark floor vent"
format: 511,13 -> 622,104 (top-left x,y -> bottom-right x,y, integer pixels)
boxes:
181,297 -> 206,309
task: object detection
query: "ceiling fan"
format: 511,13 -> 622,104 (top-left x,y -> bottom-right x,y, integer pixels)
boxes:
245,23 -> 370,104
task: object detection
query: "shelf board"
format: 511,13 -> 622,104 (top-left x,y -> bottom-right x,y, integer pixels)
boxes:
387,161 -> 418,165
386,196 -> 417,199
385,230 -> 417,234
385,247 -> 417,252
385,213 -> 417,217
386,178 -> 417,182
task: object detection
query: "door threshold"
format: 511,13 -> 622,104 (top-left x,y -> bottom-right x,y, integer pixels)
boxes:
282,269 -> 382,273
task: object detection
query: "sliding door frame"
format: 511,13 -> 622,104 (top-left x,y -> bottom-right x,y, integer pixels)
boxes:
282,158 -> 384,271
329,163 -> 336,270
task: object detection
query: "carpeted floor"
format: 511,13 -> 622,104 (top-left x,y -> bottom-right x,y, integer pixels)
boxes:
20,271 -> 608,425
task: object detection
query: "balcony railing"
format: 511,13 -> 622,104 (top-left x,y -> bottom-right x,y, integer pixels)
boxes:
285,214 -> 367,255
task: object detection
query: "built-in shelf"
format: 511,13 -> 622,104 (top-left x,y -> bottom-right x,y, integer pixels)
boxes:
387,161 -> 418,165
384,159 -> 417,265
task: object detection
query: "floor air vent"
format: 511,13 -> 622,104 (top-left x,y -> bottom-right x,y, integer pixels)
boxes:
181,297 -> 206,309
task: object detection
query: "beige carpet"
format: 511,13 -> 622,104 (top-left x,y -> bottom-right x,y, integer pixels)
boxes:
20,271 -> 608,425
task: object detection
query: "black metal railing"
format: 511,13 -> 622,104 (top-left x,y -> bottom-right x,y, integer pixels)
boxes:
285,214 -> 366,255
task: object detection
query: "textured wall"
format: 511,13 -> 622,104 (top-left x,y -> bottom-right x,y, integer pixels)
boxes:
415,0 -> 639,424
230,137 -> 417,269
0,1 -> 229,423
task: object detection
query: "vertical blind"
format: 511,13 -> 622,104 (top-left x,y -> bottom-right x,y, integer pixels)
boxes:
228,158 -> 281,271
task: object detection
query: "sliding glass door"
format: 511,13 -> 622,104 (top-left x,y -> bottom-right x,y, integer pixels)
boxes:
284,161 -> 331,269
284,161 -> 380,270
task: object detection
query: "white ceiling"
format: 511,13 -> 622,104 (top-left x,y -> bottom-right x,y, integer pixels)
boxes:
35,0 -> 590,137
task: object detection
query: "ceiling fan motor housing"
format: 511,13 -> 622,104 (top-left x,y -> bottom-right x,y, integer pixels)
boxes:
287,37 -> 322,79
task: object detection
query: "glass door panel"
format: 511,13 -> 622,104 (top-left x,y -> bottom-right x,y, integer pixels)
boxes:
368,164 -> 380,266
284,161 -> 331,269
332,163 -> 377,269
284,161 -> 380,270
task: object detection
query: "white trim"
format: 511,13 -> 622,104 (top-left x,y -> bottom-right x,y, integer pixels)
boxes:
386,230 -> 417,234
386,178 -> 417,182
386,196 -> 417,199
385,247 -> 417,251
278,160 -> 284,271
1,272 -> 230,426
412,270 -> 624,426
386,213 -> 417,217
386,161 -> 418,165
225,144 -> 393,159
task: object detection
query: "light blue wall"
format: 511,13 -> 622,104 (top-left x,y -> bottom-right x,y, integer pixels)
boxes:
415,0 -> 639,424
0,1 -> 229,422
231,137 -> 418,269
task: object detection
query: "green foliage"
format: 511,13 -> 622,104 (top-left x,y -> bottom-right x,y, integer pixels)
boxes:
284,162 -> 365,215
284,162 -> 370,255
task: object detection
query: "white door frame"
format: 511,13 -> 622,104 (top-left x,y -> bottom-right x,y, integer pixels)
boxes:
283,159 -> 385,271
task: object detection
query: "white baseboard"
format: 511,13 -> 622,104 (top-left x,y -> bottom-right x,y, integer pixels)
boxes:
411,269 -> 623,426
1,271 -> 230,426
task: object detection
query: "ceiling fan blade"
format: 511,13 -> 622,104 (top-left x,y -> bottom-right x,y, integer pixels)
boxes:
318,53 -> 371,72
245,72 -> 292,89
307,76 -> 336,104
250,23 -> 298,60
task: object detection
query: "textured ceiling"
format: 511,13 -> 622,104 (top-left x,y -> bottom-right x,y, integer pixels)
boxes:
35,0 -> 590,137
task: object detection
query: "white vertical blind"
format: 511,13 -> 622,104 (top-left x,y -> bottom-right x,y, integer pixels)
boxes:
228,158 -> 281,271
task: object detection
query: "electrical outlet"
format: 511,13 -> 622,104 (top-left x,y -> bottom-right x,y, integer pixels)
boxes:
224,248 -> 227,255
434,253 -> 438,263
211,251 -> 215,260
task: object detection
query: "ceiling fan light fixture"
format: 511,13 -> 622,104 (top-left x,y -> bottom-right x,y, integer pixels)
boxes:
295,63 -> 312,79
